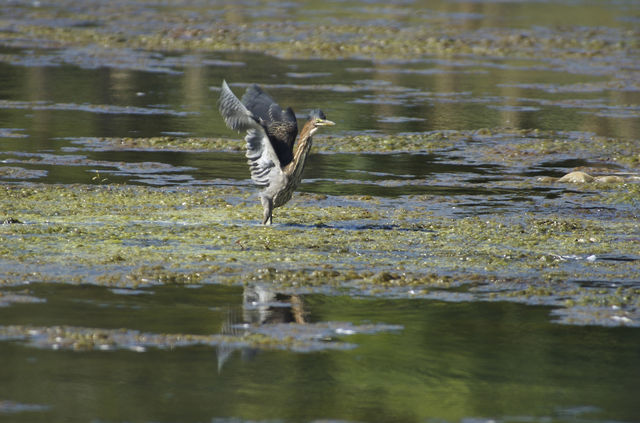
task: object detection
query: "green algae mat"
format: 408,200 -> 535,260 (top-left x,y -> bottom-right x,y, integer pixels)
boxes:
1,177 -> 638,326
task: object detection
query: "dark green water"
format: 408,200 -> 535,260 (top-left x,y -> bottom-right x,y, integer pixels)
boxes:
1,284 -> 639,423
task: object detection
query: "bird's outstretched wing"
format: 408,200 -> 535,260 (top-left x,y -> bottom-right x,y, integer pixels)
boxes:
241,84 -> 298,167
218,81 -> 286,188
218,80 -> 258,132
241,85 -> 298,135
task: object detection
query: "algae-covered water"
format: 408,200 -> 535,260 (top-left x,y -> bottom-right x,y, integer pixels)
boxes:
1,1 -> 639,422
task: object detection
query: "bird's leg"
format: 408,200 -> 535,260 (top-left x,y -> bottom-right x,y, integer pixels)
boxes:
260,196 -> 273,225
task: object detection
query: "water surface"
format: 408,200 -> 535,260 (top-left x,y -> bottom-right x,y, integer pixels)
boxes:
1,1 -> 639,422
1,284 -> 639,423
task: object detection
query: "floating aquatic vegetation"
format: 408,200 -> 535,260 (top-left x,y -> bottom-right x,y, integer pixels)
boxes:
0,321 -> 401,352
54,47 -> 245,74
498,81 -> 640,94
0,181 -> 638,326
510,97 -> 640,120
0,128 -> 28,138
589,108 -> 640,119
0,291 -> 46,307
377,116 -> 426,123
457,128 -> 640,170
57,129 -> 640,175
487,105 -> 541,113
216,82 -> 375,93
285,72 -> 332,78
1,151 -> 196,185
0,166 -> 48,180
61,133 -> 459,154
243,321 -> 403,342
0,400 -> 50,414
63,136 -> 243,152
551,306 -> 635,327
0,0 -> 637,70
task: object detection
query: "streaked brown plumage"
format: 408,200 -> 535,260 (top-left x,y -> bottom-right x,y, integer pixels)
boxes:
218,81 -> 335,225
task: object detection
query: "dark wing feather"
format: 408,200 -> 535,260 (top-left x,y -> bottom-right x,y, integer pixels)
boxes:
241,85 -> 298,167
218,80 -> 258,132
218,81 -> 285,188
240,85 -> 279,123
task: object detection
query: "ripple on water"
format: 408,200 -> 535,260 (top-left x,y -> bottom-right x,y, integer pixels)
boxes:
0,400 -> 50,414
0,99 -> 196,116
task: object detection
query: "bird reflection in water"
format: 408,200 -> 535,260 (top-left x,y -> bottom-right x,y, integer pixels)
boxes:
217,285 -> 306,371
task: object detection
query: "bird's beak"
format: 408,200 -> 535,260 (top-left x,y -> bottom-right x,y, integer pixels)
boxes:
316,119 -> 335,126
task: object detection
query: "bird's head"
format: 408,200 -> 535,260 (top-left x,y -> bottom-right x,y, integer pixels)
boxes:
308,109 -> 335,135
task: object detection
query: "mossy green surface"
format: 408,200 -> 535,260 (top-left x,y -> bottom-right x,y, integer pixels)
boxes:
1,1 -> 637,65
0,323 -> 364,352
74,133 -> 459,154
1,182 -> 638,325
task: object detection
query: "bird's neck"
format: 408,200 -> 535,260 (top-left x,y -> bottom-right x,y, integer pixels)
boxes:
284,120 -> 315,177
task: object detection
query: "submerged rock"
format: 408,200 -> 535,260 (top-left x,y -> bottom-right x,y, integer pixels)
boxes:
594,175 -> 625,183
536,176 -> 558,183
558,171 -> 594,183
554,171 -> 628,184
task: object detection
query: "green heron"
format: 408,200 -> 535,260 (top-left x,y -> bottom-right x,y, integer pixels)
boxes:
218,80 -> 335,225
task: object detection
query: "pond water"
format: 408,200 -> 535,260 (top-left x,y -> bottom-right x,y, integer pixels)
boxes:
1,283 -> 640,423
1,0 -> 639,422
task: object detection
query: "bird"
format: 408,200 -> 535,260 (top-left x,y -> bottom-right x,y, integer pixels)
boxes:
218,80 -> 335,225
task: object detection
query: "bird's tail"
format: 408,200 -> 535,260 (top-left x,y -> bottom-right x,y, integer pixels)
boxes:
218,80 -> 260,132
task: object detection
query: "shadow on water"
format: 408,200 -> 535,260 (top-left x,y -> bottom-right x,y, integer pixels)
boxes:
0,283 -> 639,423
